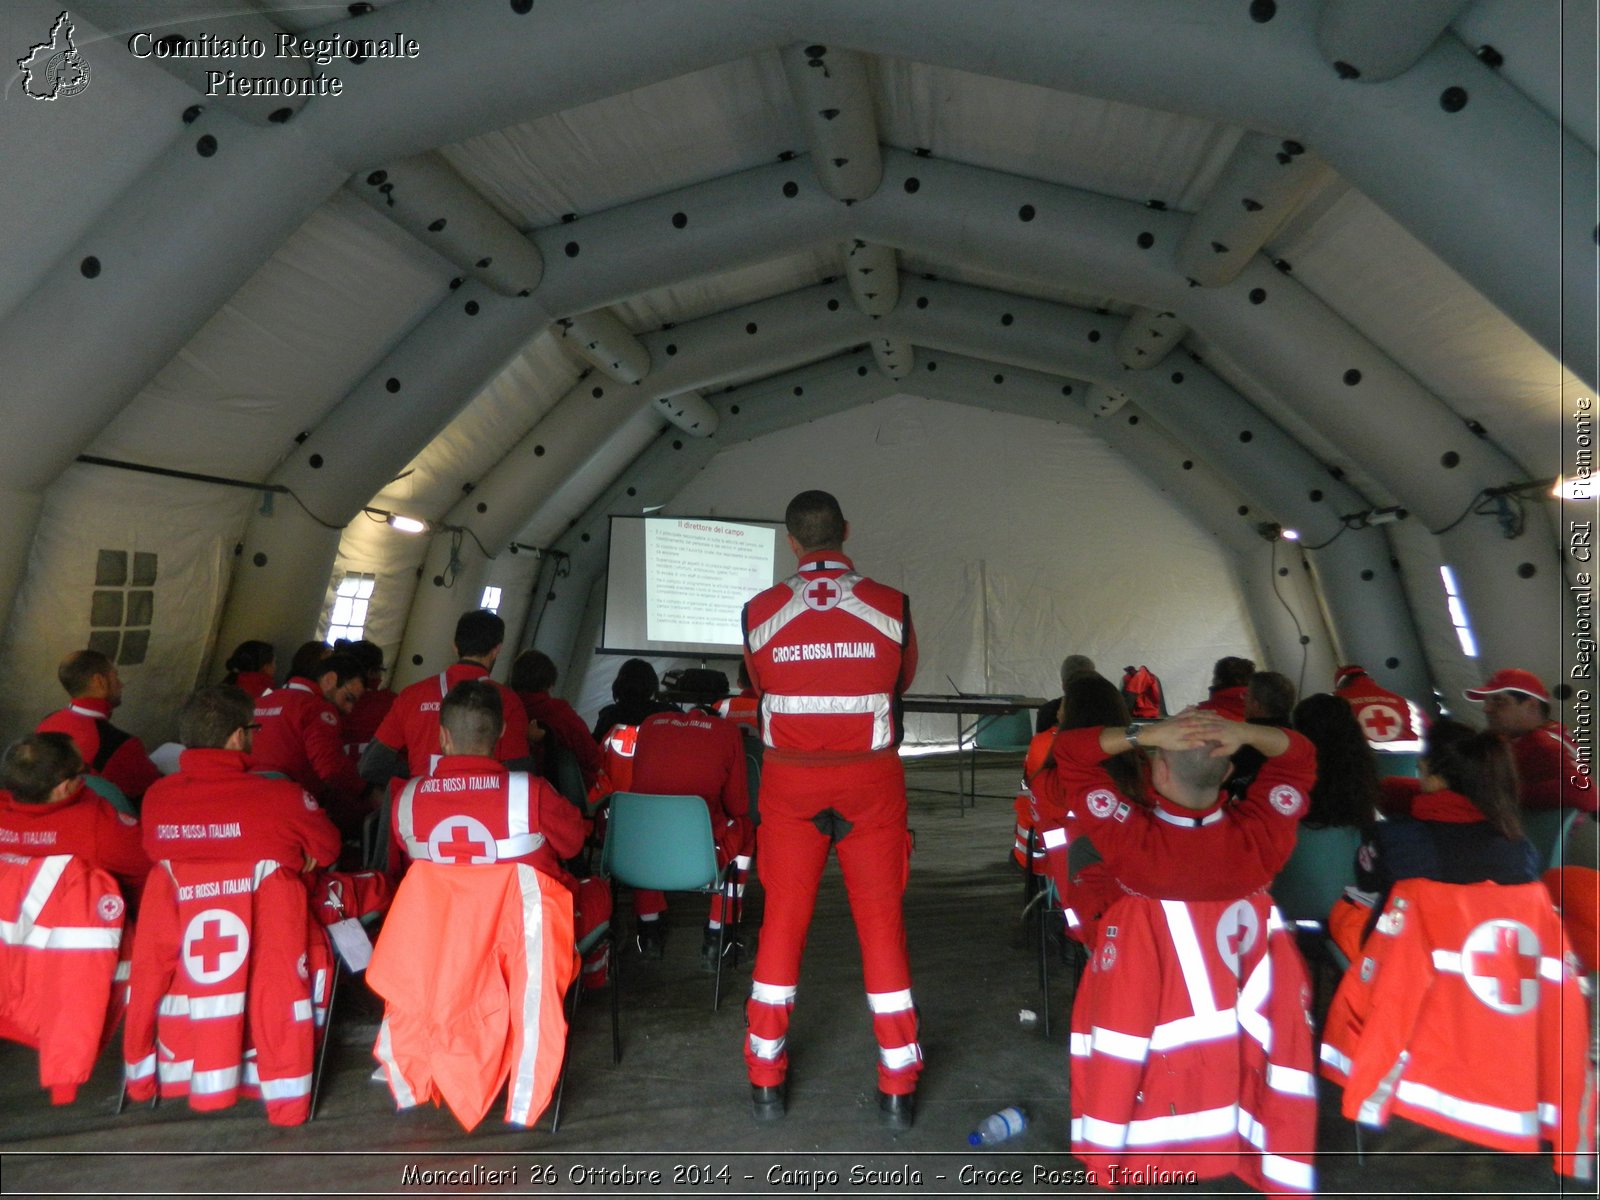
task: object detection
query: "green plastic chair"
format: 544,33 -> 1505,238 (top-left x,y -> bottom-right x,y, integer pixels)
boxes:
1272,825 -> 1361,1026
599,792 -> 736,1063
548,920 -> 610,1133
1373,750 -> 1422,778
1521,807 -> 1578,869
544,740 -> 589,813
81,773 -> 135,817
974,707 -> 1033,752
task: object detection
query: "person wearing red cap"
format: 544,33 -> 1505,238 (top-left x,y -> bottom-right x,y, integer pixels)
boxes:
1333,664 -> 1421,749
1466,669 -> 1594,813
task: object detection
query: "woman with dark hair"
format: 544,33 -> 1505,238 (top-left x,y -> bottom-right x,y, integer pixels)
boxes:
590,658 -> 676,743
1331,718 -> 1538,957
1291,693 -> 1380,830
511,649 -> 602,790
221,640 -> 276,699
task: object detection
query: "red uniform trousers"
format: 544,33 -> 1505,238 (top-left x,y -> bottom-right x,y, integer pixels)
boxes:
744,754 -> 920,1095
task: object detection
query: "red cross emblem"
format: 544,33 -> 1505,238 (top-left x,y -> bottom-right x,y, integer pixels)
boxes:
803,578 -> 841,611
1215,899 -> 1261,976
1357,702 -> 1405,743
427,815 -> 497,865
1462,919 -> 1540,1014
181,909 -> 249,984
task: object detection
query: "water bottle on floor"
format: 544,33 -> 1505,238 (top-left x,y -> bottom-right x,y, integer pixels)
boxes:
968,1105 -> 1027,1145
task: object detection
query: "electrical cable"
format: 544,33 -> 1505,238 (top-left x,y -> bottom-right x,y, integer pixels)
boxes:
1429,487 -> 1492,536
1267,536 -> 1310,698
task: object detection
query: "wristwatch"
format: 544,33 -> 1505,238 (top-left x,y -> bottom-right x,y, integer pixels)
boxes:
1124,722 -> 1142,747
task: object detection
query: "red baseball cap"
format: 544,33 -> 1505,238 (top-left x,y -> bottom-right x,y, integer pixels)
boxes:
1463,668 -> 1550,703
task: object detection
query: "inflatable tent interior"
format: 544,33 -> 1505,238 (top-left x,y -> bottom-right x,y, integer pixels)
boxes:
0,0 -> 1593,748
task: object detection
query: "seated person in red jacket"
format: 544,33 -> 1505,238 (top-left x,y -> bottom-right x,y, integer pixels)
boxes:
1465,668 -> 1594,813
510,649 -> 602,792
1034,653 -> 1097,735
1193,655 -> 1254,721
249,652 -> 369,838
389,680 -> 610,986
0,732 -> 150,912
143,686 -> 342,875
1330,719 -> 1540,961
715,661 -> 761,733
629,672 -> 755,967
220,639 -> 277,700
36,649 -> 161,808
337,638 -> 396,763
361,609 -> 533,787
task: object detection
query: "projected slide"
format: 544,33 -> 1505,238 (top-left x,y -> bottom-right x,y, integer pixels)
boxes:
603,515 -> 785,656
645,519 -> 775,645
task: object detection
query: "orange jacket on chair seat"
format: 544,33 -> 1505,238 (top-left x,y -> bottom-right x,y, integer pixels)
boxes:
1321,878 -> 1595,1180
368,861 -> 576,1131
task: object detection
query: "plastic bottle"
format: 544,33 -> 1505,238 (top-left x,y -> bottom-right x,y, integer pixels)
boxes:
968,1106 -> 1027,1146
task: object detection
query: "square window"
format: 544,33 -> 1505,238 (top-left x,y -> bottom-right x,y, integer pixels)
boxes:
118,629 -> 150,665
88,630 -> 120,659
330,596 -> 356,626
95,550 -> 127,586
90,590 -> 124,628
131,552 -> 158,586
126,590 -> 154,627
480,585 -> 502,613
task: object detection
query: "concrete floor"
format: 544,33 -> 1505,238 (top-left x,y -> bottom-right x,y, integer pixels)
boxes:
0,758 -> 1579,1196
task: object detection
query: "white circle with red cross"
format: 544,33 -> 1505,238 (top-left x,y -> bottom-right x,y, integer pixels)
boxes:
97,894 -> 124,922
1268,785 -> 1305,817
1215,899 -> 1261,975
1461,919 -> 1541,1015
1355,701 -> 1406,743
1085,788 -> 1117,819
181,909 -> 250,985
427,816 -> 498,865
801,577 -> 843,611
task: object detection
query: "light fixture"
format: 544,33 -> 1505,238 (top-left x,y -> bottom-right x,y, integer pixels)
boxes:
1552,475 -> 1593,501
1281,527 -> 1300,541
1338,505 -> 1406,529
388,514 -> 428,534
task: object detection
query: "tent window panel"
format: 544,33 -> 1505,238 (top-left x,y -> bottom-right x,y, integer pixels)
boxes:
480,585 -> 502,613
119,629 -> 150,666
326,571 -> 376,643
131,552 -> 158,586
90,591 -> 124,627
126,590 -> 154,627
87,630 -> 120,660
1439,565 -> 1478,659
95,550 -> 127,587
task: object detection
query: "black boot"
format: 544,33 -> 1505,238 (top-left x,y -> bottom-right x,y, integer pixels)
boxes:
878,1089 -> 915,1131
751,1082 -> 787,1121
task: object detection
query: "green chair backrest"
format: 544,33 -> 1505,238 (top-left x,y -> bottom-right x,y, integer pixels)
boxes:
1521,807 -> 1576,870
1374,750 -> 1422,778
545,740 -> 589,812
1271,825 -> 1362,926
81,772 -> 135,817
975,708 -> 1033,751
601,793 -> 718,892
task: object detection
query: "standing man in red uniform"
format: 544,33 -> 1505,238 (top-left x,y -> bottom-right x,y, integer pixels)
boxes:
249,652 -> 369,837
1466,668 -> 1594,812
629,674 -> 754,966
741,490 -> 921,1129
1333,663 -> 1421,748
359,610 -> 532,787
37,650 -> 161,807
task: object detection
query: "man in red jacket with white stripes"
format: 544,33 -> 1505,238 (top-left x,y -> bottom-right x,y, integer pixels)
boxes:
36,650 -> 161,807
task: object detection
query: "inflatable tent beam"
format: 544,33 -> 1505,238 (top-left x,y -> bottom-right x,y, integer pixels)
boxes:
1316,0 -> 1466,84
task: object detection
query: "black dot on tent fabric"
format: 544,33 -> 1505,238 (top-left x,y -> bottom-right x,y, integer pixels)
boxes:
1248,0 -> 1276,22
182,105 -> 203,125
476,502 -> 488,514
926,361 -> 938,372
1249,288 -> 1266,304
385,378 -> 401,393
1239,430 -> 1254,443
428,219 -> 446,232
1019,205 -> 1036,222
903,178 -> 921,194
592,387 -> 604,399
253,553 -> 268,567
729,405 -> 741,415
672,440 -> 684,450
1440,87 -> 1468,113
1440,450 -> 1460,468
858,366 -> 869,376
1128,415 -> 1139,426
1342,368 -> 1362,385
793,387 -> 804,396
665,344 -> 677,356
449,277 -> 463,290
1360,569 -> 1375,581
580,532 -> 591,543
510,0 -> 534,11
1517,562 -> 1537,579
993,374 -> 1004,384
805,44 -> 827,58
1137,232 -> 1154,249
533,445 -> 545,456
1061,385 -> 1074,396
367,171 -> 387,187
1170,372 -> 1184,384
1237,505 -> 1250,516
783,181 -> 799,198
308,454 -> 324,468
1329,465 -> 1346,480
1281,140 -> 1304,157
745,323 -> 758,335
1309,489 -> 1323,502
80,257 -> 100,278
518,289 -> 530,297
1391,557 -> 1401,569
827,299 -> 840,311
1273,258 -> 1293,273
564,242 -> 580,257
476,257 -> 492,268
1278,567 -> 1289,577
1383,657 -> 1401,671
626,487 -> 637,496
196,135 -> 218,157
1089,331 -> 1102,343
1298,635 -> 1311,645
411,654 -> 425,667
916,297 -> 929,309
464,301 -> 480,316
1211,241 -> 1230,254
268,108 -> 293,124
672,212 -> 688,229
349,1 -> 374,13
1001,313 -> 1014,326
1182,460 -> 1194,470
1241,198 -> 1263,212
1476,44 -> 1504,68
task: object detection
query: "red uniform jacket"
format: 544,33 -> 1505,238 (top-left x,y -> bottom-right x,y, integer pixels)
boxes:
229,671 -> 274,701
1335,671 -> 1420,745
0,852 -> 129,1103
249,679 -> 367,813
142,749 -> 342,872
632,709 -> 754,862
390,755 -> 586,890
742,550 -> 917,764
1195,686 -> 1247,721
517,689 -> 603,791
342,686 -> 396,760
37,697 -> 161,803
715,690 -> 760,731
375,663 -> 531,777
1513,721 -> 1594,813
0,785 -> 149,911
123,858 -> 330,1126
1322,878 -> 1594,1179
